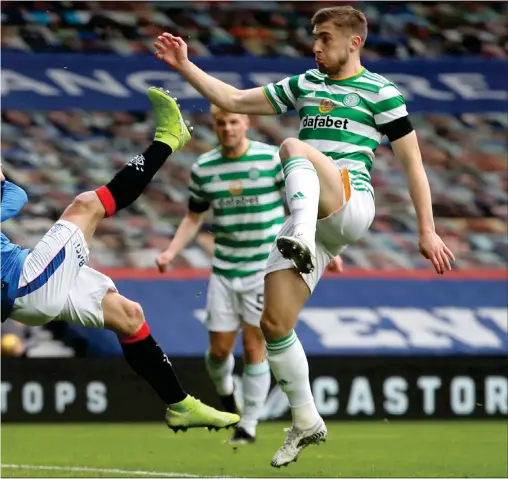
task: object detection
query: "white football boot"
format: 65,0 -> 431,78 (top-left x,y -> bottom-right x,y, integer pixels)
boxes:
270,420 -> 327,468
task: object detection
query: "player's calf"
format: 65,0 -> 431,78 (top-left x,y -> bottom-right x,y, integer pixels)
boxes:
241,325 -> 265,364
102,292 -> 188,405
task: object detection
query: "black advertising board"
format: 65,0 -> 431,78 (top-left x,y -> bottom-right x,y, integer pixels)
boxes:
1,356 -> 506,422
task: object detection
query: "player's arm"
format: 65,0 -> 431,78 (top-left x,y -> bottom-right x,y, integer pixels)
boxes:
178,62 -> 273,115
390,131 -> 435,235
156,163 -> 211,273
1,179 -> 28,222
390,129 -> 456,275
374,86 -> 455,274
153,34 -> 276,115
156,210 -> 208,273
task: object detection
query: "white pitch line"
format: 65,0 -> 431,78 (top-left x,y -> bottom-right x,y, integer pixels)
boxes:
1,464 -> 233,478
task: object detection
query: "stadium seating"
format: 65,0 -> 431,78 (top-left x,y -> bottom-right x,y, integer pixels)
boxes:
2,109 -> 506,270
1,1 -> 506,271
1,1 -> 507,58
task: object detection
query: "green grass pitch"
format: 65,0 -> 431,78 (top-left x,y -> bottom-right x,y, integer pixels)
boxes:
2,421 -> 507,477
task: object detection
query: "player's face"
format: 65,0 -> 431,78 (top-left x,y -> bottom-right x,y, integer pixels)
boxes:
313,21 -> 360,77
213,112 -> 250,150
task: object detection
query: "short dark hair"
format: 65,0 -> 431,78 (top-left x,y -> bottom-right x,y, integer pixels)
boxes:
311,6 -> 368,46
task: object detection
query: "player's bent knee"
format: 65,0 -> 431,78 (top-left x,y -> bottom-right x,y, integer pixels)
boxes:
209,346 -> 232,362
209,338 -> 234,362
103,294 -> 145,337
279,137 -> 305,161
67,191 -> 105,219
208,330 -> 236,361
121,301 -> 145,336
260,309 -> 289,340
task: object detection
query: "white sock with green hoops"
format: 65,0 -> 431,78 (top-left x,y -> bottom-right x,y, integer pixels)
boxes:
282,156 -> 320,249
239,360 -> 271,436
266,330 -> 321,429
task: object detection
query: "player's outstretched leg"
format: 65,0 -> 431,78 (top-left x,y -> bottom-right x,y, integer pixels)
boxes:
95,87 -> 192,219
103,291 -> 240,432
60,88 -> 192,247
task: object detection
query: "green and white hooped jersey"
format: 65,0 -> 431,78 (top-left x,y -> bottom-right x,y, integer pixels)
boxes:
263,67 -> 409,198
189,141 -> 285,278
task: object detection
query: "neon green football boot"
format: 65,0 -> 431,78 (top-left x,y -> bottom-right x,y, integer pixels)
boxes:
147,87 -> 192,152
165,395 -> 240,433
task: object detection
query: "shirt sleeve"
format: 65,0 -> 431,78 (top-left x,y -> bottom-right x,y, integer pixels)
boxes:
1,180 -> 28,222
373,85 -> 414,141
188,163 -> 210,213
262,74 -> 303,114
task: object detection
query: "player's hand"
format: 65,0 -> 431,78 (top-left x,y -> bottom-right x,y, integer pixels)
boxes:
0,164 -> 4,182
156,251 -> 175,274
326,256 -> 344,274
419,231 -> 455,275
154,33 -> 189,71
